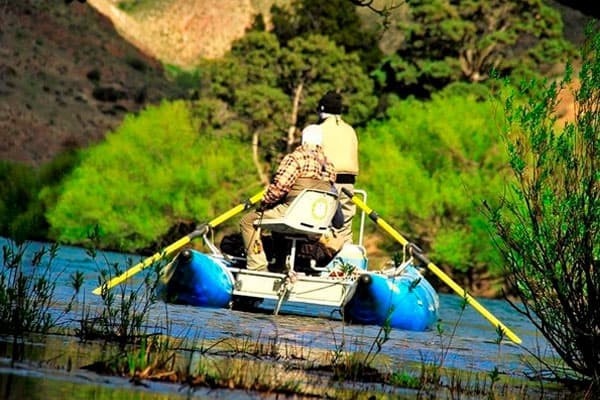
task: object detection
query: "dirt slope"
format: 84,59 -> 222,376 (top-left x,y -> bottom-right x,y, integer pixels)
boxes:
87,0 -> 284,68
0,0 -> 593,167
0,1 -> 183,166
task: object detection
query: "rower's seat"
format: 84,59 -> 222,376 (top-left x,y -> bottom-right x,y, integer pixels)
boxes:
255,189 -> 338,272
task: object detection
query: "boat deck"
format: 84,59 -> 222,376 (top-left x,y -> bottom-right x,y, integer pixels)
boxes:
229,268 -> 358,309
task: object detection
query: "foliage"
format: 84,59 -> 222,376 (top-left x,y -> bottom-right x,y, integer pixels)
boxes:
197,31 -> 377,172
359,84 -> 509,282
76,230 -> 163,346
271,0 -> 383,71
199,30 -> 378,125
485,25 -> 599,386
0,150 -> 80,243
116,0 -> 168,14
163,63 -> 202,97
45,100 -> 257,251
375,0 -> 575,98
0,162 -> 38,242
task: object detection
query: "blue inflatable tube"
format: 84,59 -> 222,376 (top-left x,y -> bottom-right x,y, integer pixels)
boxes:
343,265 -> 439,331
161,249 -> 234,308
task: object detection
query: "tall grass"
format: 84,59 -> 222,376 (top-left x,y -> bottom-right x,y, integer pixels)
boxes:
0,240 -> 79,335
73,227 -> 164,347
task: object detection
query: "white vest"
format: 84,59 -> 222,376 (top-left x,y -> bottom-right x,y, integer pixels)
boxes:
320,116 -> 359,175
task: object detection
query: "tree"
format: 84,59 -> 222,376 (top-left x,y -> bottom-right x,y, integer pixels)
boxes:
197,32 -> 376,182
271,0 -> 384,71
485,25 -> 599,386
279,34 -> 377,130
376,0 -> 574,98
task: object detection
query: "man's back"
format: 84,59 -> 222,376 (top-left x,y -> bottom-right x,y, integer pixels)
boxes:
262,143 -> 335,206
315,91 -> 359,244
320,116 -> 359,176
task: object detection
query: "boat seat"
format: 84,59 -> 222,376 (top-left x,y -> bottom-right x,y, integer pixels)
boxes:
255,188 -> 338,272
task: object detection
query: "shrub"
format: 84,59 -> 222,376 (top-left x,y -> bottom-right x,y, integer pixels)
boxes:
46,100 -> 257,251
486,24 -> 599,387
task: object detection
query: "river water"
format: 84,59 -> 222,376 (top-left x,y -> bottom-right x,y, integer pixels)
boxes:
0,237 -> 565,399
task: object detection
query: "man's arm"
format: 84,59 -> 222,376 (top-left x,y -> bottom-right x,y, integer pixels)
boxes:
261,154 -> 300,207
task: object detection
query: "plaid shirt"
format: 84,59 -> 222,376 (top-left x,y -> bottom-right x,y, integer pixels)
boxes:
262,144 -> 336,206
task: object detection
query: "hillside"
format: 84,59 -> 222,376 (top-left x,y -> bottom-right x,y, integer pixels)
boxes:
0,0 -> 184,166
0,0 -> 595,167
86,0 -> 286,67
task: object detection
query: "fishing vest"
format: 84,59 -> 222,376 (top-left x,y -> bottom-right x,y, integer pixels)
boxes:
320,116 -> 359,176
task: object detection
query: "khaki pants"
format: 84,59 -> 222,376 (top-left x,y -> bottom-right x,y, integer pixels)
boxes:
239,203 -> 288,271
333,182 -> 356,244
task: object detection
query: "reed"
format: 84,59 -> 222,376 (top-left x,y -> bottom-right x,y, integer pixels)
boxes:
73,226 -> 165,346
0,240 -> 80,335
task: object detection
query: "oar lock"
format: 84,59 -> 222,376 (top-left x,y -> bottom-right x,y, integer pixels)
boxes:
358,273 -> 372,286
407,242 -> 423,255
191,223 -> 210,238
178,249 -> 193,264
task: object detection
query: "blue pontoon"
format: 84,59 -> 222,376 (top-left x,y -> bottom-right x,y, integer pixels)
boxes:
158,189 -> 439,332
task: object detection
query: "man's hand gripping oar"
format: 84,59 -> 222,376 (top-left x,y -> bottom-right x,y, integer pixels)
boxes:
92,190 -> 265,295
342,188 -> 522,344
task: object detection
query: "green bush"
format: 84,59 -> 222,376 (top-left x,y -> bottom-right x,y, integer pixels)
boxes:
486,25 -> 599,386
359,86 -> 509,280
0,151 -> 80,243
46,100 -> 258,251
0,161 -> 38,241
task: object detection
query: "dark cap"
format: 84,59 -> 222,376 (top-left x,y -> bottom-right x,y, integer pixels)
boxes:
317,91 -> 343,114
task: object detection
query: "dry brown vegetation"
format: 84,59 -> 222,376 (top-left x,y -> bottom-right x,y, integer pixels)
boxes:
88,0 -> 288,67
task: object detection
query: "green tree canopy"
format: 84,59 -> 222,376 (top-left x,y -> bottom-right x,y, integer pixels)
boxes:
271,0 -> 383,71
45,100 -> 258,251
375,0 -> 574,97
196,31 -> 377,179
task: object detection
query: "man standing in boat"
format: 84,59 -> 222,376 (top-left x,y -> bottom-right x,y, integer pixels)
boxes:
240,125 -> 337,271
317,91 -> 359,244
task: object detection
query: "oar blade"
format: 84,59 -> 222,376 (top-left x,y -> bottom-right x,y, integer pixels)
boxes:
91,190 -> 264,295
92,236 -> 191,295
344,188 -> 522,344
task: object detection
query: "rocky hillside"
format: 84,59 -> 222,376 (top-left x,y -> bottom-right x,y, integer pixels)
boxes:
0,0 -> 184,166
86,0 -> 285,67
0,0 -> 595,167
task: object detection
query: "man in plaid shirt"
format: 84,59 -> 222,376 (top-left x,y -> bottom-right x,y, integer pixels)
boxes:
240,124 -> 337,271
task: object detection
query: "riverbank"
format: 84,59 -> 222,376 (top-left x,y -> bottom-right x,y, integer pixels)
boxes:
0,332 -> 575,400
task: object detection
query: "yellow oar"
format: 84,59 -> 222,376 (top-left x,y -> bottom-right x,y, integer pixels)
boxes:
92,190 -> 265,295
342,188 -> 522,344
